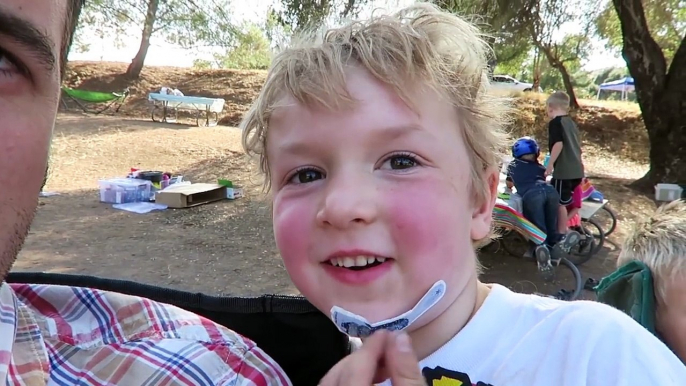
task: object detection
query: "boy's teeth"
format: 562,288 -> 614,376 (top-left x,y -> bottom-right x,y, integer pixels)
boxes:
330,256 -> 387,267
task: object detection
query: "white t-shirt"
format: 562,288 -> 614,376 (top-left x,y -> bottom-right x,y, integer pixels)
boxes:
378,284 -> 685,385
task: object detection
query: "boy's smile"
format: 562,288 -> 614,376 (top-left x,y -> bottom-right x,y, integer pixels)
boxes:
267,65 -> 496,348
322,249 -> 393,285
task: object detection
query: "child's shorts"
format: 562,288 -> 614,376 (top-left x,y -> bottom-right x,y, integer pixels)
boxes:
551,178 -> 582,206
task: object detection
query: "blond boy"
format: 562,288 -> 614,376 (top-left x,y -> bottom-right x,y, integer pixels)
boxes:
545,91 -> 585,234
241,4 -> 685,385
617,199 -> 686,362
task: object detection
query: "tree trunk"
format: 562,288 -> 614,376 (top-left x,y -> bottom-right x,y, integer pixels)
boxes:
612,0 -> 686,188
532,48 -> 542,90
538,44 -> 581,109
126,0 -> 160,79
556,63 -> 580,110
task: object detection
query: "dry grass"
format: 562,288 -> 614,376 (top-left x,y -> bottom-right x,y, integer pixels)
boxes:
19,61 -> 659,297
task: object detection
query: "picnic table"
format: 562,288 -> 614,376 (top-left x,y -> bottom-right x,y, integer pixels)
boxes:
148,93 -> 226,127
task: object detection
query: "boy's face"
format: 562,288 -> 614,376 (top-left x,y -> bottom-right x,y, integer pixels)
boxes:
266,66 -> 496,325
546,104 -> 555,119
546,104 -> 565,119
657,278 -> 686,362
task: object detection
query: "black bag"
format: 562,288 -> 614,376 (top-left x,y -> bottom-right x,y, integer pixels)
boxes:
7,272 -> 351,386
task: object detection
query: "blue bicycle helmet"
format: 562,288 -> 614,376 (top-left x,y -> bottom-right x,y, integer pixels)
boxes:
512,136 -> 540,159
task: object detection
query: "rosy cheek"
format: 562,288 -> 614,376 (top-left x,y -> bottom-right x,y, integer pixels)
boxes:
273,196 -> 313,271
385,179 -> 470,273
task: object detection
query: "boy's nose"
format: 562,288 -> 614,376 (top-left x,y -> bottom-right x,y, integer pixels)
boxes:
316,178 -> 378,229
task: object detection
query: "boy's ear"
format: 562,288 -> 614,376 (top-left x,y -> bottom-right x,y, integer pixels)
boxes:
470,168 -> 499,241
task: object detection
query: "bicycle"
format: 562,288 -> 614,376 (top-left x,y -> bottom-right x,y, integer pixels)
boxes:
486,211 -> 583,302
591,204 -> 618,237
566,217 -> 605,266
580,180 -> 618,237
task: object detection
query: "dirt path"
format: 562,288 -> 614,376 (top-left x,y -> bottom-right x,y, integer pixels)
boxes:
15,113 -> 658,299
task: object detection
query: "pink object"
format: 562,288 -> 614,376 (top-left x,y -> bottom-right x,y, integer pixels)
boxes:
566,185 -> 583,211
568,213 -> 581,227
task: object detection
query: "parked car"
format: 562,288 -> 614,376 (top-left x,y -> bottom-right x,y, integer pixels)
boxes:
490,75 -> 541,92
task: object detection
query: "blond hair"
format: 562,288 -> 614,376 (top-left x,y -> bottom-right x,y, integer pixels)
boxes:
547,91 -> 570,111
240,3 -> 510,209
617,199 -> 686,300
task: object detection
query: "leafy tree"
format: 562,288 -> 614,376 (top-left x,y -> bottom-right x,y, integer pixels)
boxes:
596,0 -> 685,63
527,0 -> 599,108
277,0 -> 371,32
75,0 -> 238,79
610,0 -> 686,187
433,0 -> 535,76
214,23 -> 273,70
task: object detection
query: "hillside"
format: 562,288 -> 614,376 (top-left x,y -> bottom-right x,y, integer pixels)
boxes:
62,61 -> 649,173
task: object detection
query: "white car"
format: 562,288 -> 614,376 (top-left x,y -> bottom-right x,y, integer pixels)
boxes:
490,75 -> 540,92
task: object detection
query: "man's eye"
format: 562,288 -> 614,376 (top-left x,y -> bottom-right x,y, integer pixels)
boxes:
383,154 -> 419,170
0,49 -> 19,75
289,168 -> 324,184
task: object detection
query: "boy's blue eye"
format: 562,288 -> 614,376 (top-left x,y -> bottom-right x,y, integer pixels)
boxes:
389,155 -> 417,170
290,169 -> 323,184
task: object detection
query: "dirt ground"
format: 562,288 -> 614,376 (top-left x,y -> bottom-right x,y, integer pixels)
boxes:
13,62 -> 663,299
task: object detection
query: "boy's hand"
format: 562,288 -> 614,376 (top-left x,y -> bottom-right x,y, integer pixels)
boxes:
319,330 -> 427,386
544,165 -> 553,177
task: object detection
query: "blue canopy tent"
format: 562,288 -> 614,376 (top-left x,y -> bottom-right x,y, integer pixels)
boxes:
596,77 -> 635,100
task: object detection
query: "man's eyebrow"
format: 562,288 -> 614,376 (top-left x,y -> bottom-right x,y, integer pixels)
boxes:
0,5 -> 56,73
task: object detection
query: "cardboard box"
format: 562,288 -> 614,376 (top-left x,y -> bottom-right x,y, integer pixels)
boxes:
155,183 -> 226,208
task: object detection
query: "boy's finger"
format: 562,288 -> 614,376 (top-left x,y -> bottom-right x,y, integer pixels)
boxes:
386,332 -> 427,386
319,330 -> 388,386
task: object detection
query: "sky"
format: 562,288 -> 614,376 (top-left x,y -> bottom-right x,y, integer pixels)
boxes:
68,0 -> 626,73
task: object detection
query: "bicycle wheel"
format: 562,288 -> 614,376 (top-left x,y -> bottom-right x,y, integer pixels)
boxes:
590,205 -> 618,237
553,258 -> 583,301
582,217 -> 605,252
499,229 -> 531,258
566,221 -> 601,266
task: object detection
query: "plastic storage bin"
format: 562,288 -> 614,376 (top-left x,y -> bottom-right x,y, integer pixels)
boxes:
655,183 -> 684,202
99,178 -> 152,204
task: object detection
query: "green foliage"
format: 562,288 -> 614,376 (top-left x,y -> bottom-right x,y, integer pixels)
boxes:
192,59 -> 213,69
276,0 -> 371,32
595,0 -> 686,62
214,23 -> 273,70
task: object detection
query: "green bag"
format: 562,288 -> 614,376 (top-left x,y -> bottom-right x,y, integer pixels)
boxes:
595,260 -> 657,336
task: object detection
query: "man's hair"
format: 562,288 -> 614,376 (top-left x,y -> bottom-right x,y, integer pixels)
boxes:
60,0 -> 85,79
241,3 -> 510,210
617,199 -> 686,300
546,91 -> 570,111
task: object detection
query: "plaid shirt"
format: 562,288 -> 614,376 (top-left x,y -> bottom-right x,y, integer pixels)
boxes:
0,282 -> 292,385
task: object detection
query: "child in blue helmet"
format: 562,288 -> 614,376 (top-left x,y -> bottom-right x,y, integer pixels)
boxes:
506,137 -> 580,273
